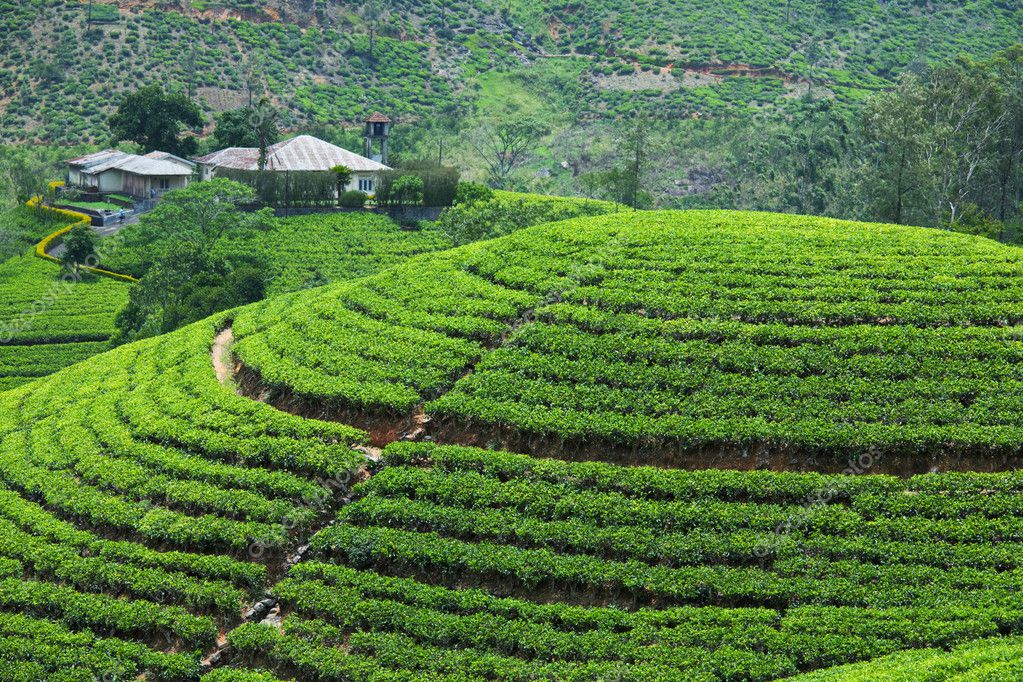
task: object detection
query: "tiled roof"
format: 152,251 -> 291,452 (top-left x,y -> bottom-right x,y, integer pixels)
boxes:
366,112 -> 391,123
197,136 -> 390,172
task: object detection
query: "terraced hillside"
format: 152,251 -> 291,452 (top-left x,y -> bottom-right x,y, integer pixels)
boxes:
4,0 -> 1022,142
0,209 -> 455,392
0,315 -> 367,679
226,442 -> 1023,680
0,252 -> 129,392
232,210 -> 1023,472
6,209 -> 1023,679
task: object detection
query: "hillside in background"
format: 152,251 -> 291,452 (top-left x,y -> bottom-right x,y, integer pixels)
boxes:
3,0 -> 1022,144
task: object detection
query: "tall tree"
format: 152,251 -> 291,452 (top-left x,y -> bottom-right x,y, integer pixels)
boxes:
986,46 -> 1023,223
470,117 -> 549,188
108,85 -> 203,156
0,146 -> 64,204
359,0 -> 391,61
861,74 -> 931,225
252,98 -> 281,171
620,113 -> 651,209
213,100 -> 281,155
924,58 -> 1010,226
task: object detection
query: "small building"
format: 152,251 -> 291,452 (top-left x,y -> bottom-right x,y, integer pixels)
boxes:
364,112 -> 392,166
66,150 -> 195,197
196,135 -> 391,196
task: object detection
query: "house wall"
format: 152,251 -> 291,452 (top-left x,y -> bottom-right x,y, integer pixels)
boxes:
348,173 -> 380,196
68,168 -> 122,192
161,175 -> 190,192
122,173 -> 189,197
122,173 -> 148,198
97,170 -> 124,193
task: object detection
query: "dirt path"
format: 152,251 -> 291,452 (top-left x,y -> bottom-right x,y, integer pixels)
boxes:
211,327 -> 235,387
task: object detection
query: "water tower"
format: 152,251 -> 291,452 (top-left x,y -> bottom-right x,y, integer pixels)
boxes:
363,112 -> 392,165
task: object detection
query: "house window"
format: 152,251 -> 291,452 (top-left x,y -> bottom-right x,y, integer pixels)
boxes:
158,178 -> 170,190
358,178 -> 374,193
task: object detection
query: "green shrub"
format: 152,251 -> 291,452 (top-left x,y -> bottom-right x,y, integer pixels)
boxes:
454,181 -> 494,207
376,164 -> 460,207
340,190 -> 368,208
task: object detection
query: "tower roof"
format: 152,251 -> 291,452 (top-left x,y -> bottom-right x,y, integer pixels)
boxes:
366,112 -> 391,124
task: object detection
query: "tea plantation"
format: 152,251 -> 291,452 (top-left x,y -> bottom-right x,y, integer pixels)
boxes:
224,442 -> 1023,680
4,0 -> 1023,142
0,209 -> 455,392
5,209 -> 1023,679
0,314 -> 366,679
0,252 -> 129,392
234,210 -> 1023,466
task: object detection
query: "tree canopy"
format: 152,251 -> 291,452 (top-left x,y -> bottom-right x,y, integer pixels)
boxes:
108,85 -> 203,157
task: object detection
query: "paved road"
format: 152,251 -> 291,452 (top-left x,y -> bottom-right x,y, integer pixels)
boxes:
47,215 -> 137,259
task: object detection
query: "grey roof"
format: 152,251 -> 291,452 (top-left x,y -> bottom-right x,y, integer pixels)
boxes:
115,156 -> 194,176
67,150 -> 132,174
144,151 -> 197,169
195,147 -> 259,168
67,149 -> 193,177
196,135 -> 390,173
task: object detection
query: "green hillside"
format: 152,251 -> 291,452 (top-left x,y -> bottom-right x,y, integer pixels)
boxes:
228,441 -> 1023,680
0,252 -> 129,391
784,636 -> 1023,680
0,315 -> 365,679
233,210 -> 1023,468
3,0 -> 1022,143
2,210 -> 1023,678
0,208 -> 456,392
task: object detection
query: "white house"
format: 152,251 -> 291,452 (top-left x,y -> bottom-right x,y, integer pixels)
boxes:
66,150 -> 195,197
195,135 -> 391,195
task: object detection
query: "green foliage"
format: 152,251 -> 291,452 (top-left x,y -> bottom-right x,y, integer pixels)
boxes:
59,224 -> 98,273
0,313 -> 367,677
377,164 -> 459,207
215,168 -> 339,208
216,439 -> 1023,679
0,146 -> 71,205
784,636 -> 1023,680
202,669 -> 287,682
858,49 -> 1023,230
103,179 -> 271,279
388,174 -> 424,207
0,206 -> 68,262
114,243 -> 265,343
0,225 -> 129,390
339,190 -> 367,208
454,181 -> 494,206
108,84 -> 203,156
331,164 -> 353,203
235,209 -> 1023,459
943,203 -> 1005,241
213,106 -> 281,150
434,189 -> 619,244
